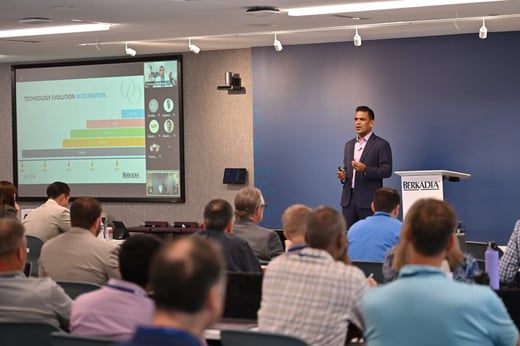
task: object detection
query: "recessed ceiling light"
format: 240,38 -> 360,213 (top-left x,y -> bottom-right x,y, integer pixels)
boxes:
288,0 -> 505,16
0,23 -> 111,39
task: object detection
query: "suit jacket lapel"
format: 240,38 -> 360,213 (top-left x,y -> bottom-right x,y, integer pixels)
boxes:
360,134 -> 377,162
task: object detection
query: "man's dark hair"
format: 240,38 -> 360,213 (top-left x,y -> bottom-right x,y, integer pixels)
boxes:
70,197 -> 102,230
47,181 -> 71,199
373,187 -> 400,213
119,234 -> 163,287
356,105 -> 375,120
406,198 -> 457,257
150,237 -> 225,313
306,206 -> 346,250
204,199 -> 233,232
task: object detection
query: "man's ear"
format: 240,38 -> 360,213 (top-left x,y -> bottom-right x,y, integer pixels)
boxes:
370,202 -> 376,213
16,243 -> 27,263
205,284 -> 224,319
446,234 -> 455,252
393,205 -> 400,218
224,221 -> 233,234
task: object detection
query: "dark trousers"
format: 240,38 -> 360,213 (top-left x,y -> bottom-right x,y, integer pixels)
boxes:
342,189 -> 373,230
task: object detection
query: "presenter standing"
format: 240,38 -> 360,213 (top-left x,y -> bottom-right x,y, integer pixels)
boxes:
337,106 -> 392,229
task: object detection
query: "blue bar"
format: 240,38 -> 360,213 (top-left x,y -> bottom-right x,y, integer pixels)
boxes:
121,109 -> 144,118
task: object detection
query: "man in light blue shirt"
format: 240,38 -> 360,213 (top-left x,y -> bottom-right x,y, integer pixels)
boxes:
362,198 -> 519,346
347,187 -> 401,262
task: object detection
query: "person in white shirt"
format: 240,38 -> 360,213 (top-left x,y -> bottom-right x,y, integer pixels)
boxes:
24,181 -> 71,242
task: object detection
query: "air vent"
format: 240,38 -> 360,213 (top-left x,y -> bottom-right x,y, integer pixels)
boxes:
245,6 -> 281,16
18,17 -> 54,24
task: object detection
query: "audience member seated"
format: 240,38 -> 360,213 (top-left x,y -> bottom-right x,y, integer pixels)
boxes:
23,181 -> 71,242
383,225 -> 479,283
362,198 -> 519,346
0,181 -> 19,220
500,220 -> 520,286
232,187 -> 283,261
347,187 -> 401,262
258,206 -> 369,346
193,199 -> 261,273
0,219 -> 71,329
39,197 -> 120,285
118,237 -> 225,346
71,234 -> 162,340
282,204 -> 311,253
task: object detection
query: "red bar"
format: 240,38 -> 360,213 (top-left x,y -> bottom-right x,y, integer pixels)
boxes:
87,119 -> 145,128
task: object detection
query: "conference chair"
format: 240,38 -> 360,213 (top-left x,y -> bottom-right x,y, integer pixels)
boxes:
56,281 -> 101,300
50,332 -> 116,346
0,321 -> 59,346
476,259 -> 485,273
351,261 -> 384,283
221,330 -> 310,346
273,229 -> 287,251
466,241 -> 504,261
25,234 -> 44,277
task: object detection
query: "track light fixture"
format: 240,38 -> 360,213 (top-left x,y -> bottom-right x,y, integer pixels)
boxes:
479,17 -> 488,39
353,26 -> 362,47
273,32 -> 283,52
125,42 -> 136,56
188,38 -> 200,54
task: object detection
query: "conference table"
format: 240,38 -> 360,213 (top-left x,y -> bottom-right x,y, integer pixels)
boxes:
127,225 -> 200,239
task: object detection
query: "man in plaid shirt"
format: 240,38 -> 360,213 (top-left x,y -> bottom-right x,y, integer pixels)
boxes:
500,220 -> 520,285
258,206 -> 369,346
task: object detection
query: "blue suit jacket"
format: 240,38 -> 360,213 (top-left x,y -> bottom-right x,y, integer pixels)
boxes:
340,133 -> 392,208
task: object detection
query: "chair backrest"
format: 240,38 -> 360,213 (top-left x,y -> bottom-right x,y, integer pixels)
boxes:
51,332 -> 116,346
0,321 -> 59,346
273,229 -> 286,251
476,259 -> 485,272
351,261 -> 384,283
56,281 -> 101,299
25,235 -> 45,277
465,241 -> 488,261
223,272 -> 263,320
221,330 -> 310,346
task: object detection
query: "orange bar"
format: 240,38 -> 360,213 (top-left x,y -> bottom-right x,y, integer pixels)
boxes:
63,137 -> 145,147
87,119 -> 145,128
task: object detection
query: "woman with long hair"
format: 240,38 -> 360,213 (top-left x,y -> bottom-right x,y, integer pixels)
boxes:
0,181 -> 19,219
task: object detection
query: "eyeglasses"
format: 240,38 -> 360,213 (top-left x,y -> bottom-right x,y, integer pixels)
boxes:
260,204 -> 269,209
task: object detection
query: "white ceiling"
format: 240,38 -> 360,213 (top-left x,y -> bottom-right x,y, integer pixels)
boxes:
1,0 -> 520,63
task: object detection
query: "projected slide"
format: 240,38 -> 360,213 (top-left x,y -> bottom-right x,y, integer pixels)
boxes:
14,58 -> 183,201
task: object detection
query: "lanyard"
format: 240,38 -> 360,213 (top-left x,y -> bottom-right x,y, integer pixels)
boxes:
105,283 -> 147,297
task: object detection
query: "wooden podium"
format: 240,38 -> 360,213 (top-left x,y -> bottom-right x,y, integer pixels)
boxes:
395,170 -> 471,219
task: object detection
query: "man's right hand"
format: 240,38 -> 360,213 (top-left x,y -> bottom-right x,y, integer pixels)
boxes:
337,168 -> 346,181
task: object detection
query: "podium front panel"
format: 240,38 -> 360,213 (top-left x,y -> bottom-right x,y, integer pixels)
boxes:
401,174 -> 444,218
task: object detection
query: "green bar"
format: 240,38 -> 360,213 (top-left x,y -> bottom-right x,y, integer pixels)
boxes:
70,128 -> 145,138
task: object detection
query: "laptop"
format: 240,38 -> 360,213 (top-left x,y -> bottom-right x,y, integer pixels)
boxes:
111,220 -> 130,240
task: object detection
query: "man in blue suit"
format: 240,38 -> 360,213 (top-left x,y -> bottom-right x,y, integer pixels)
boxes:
337,106 -> 392,229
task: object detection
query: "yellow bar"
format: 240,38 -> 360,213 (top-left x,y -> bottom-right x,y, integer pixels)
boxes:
63,137 -> 145,147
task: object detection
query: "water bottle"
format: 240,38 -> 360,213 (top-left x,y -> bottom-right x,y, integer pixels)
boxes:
106,226 -> 113,241
98,221 -> 105,240
485,241 -> 499,290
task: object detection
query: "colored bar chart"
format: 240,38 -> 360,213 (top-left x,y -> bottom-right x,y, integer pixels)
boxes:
22,108 -> 145,159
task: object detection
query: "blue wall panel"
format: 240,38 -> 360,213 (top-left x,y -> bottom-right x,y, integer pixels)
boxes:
253,32 -> 520,244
